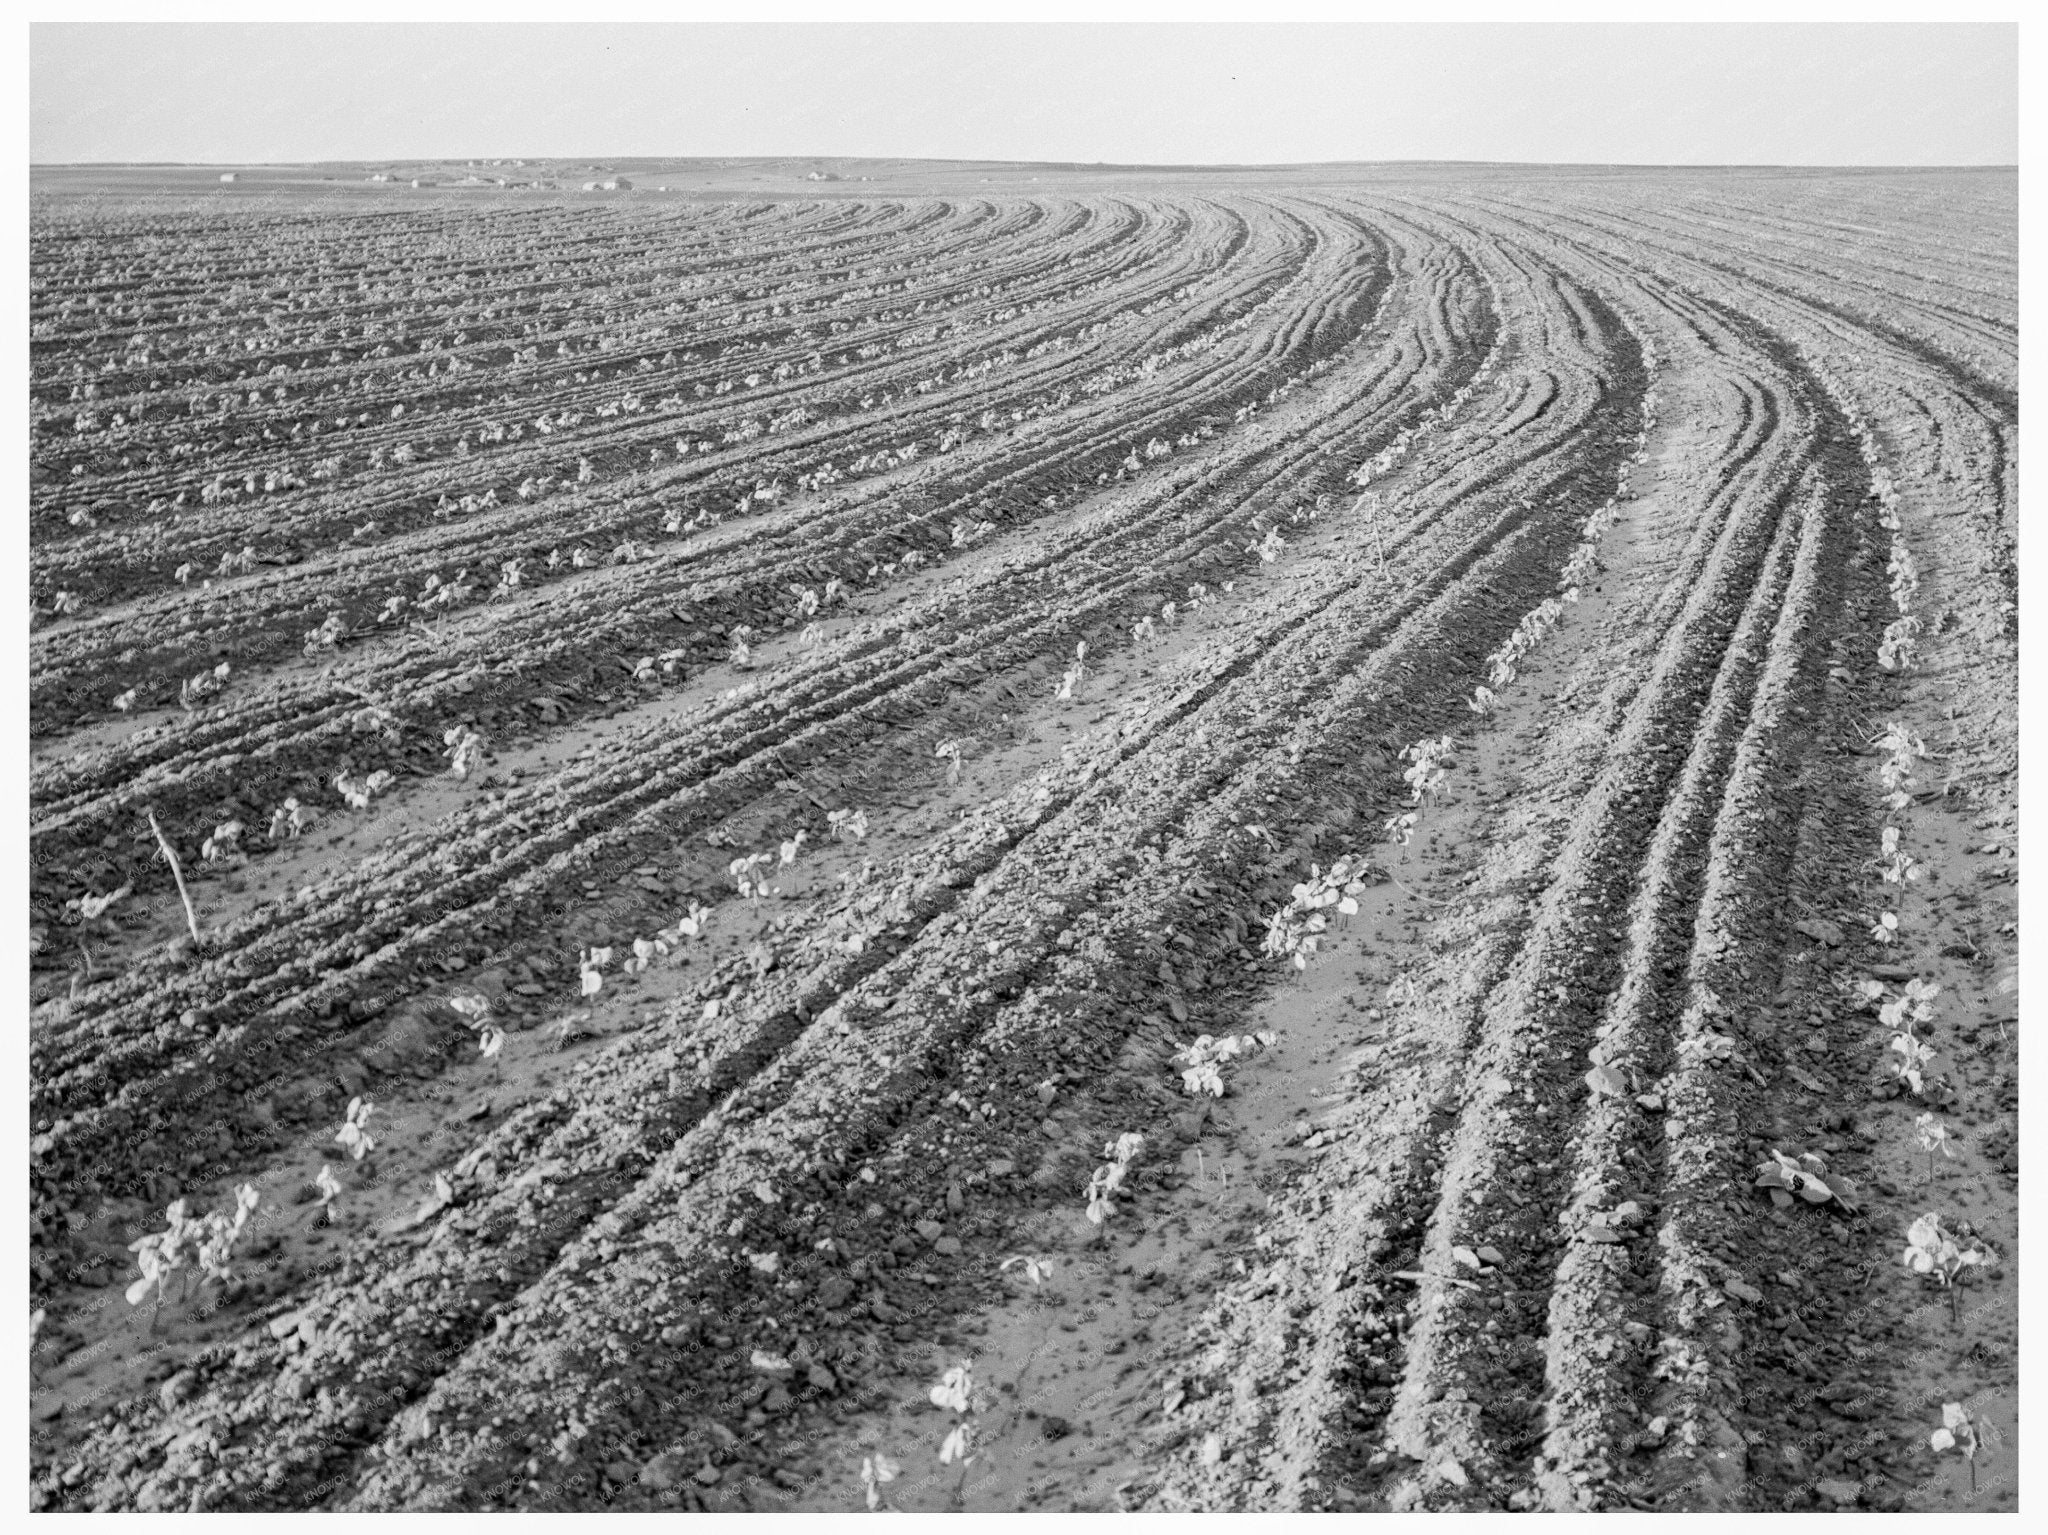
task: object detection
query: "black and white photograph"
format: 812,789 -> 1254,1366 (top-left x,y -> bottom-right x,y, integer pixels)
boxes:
23,9 -> 2022,1516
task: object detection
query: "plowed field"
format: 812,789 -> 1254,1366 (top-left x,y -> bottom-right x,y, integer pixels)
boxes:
28,165 -> 2018,1513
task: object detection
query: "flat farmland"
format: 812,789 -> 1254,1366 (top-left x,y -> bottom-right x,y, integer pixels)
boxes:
27,164 -> 2018,1513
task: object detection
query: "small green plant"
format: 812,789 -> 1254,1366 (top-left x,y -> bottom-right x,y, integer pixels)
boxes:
1902,1212 -> 1992,1328
579,946 -> 612,996
828,808 -> 869,842
200,820 -> 245,864
729,852 -> 774,903
999,1253 -> 1055,1287
1875,826 -> 1923,884
1930,1402 -> 1985,1494
335,1096 -> 376,1160
935,739 -> 963,787
1752,1148 -> 1860,1211
334,769 -> 393,810
1871,910 -> 1900,945
1261,856 -> 1371,969
267,797 -> 312,841
178,661 -> 231,710
112,687 -> 137,712
311,1163 -> 343,1224
1172,1032 -> 1278,1097
1400,735 -> 1453,806
1085,1132 -> 1146,1229
444,725 -> 485,779
1889,1029 -> 1936,1097
928,1359 -> 981,1506
1914,1113 -> 1957,1186
859,1453 -> 901,1511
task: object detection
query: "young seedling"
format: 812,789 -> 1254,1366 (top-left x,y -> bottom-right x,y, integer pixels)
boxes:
1914,1113 -> 1957,1187
1889,1030 -> 1936,1097
126,1200 -> 195,1331
728,852 -> 775,904
1171,1032 -> 1278,1097
444,725 -> 485,779
1930,1402 -> 1986,1494
334,769 -> 394,811
998,1254 -> 1055,1287
779,832 -> 807,869
112,688 -> 138,712
1752,1148 -> 1860,1211
1085,1133 -> 1146,1231
1399,735 -> 1454,806
268,798 -> 312,841
335,1096 -> 377,1161
1902,1212 -> 1991,1329
1875,826 -> 1923,885
200,820 -> 245,864
1878,978 -> 1941,1032
859,1453 -> 901,1512
827,808 -> 870,843
928,1360 -> 980,1507
579,946 -> 611,996
1871,911 -> 1900,946
935,739 -> 963,787
192,1184 -> 262,1292
672,902 -> 712,941
310,1164 -> 343,1225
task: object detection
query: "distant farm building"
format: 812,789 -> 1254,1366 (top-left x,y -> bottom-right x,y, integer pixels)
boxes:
582,177 -> 632,191
368,173 -> 392,183
218,172 -> 238,183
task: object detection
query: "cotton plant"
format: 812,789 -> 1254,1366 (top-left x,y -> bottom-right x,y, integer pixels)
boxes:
1871,911 -> 1900,946
112,687 -> 138,712
268,798 -> 312,841
1085,1133 -> 1146,1229
1875,826 -> 1923,885
1400,735 -> 1454,806
661,902 -> 713,943
179,662 -> 231,710
579,946 -> 612,996
859,1453 -> 902,1512
444,725 -> 485,779
1914,1113 -> 1957,1187
334,769 -> 393,810
827,808 -> 869,843
200,820 -> 245,864
935,739 -> 963,787
65,882 -> 133,925
999,1254 -> 1055,1287
1752,1148 -> 1859,1211
1172,1032 -> 1278,1097
335,1096 -> 377,1161
1261,857 -> 1372,971
729,851 -> 775,903
1930,1402 -> 1987,1494
1889,1030 -> 1936,1097
125,1201 -> 195,1327
1902,1212 -> 1992,1328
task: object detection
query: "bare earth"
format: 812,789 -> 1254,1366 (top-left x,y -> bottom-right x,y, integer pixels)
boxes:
28,159 -> 2016,1513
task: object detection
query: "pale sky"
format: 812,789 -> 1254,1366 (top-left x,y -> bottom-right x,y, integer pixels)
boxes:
29,22 -> 2019,168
